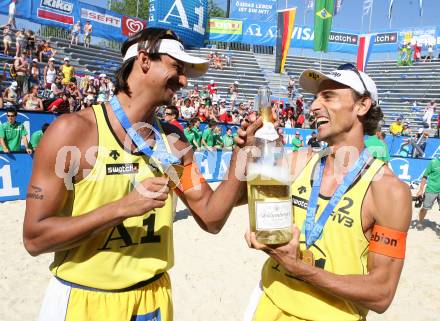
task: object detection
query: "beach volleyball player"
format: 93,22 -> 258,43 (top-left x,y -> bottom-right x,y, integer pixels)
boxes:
238,65 -> 412,321
23,28 -> 247,321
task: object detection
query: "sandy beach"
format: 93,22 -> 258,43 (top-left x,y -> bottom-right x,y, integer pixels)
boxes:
1,195 -> 439,321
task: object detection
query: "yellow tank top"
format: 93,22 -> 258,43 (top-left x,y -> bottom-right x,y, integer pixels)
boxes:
61,65 -> 74,84
50,104 -> 175,290
261,153 -> 384,321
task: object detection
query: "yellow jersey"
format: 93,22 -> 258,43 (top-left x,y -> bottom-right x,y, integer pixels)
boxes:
60,65 -> 74,84
50,104 -> 175,290
261,153 -> 384,321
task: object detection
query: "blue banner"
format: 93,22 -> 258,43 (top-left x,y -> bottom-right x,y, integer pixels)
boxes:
230,0 -> 277,23
148,0 -> 208,47
0,153 -> 33,201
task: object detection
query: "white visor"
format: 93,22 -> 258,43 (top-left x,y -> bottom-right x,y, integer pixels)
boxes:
299,68 -> 378,104
123,39 -> 209,78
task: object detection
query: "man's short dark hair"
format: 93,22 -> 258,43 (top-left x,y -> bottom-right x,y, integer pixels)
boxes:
42,123 -> 50,133
184,98 -> 191,105
189,118 -> 199,126
6,108 -> 17,116
352,90 -> 383,136
165,105 -> 179,118
208,120 -> 217,128
114,28 -> 180,97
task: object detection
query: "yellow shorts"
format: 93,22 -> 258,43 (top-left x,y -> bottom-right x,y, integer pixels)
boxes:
38,273 -> 172,321
252,291 -> 304,321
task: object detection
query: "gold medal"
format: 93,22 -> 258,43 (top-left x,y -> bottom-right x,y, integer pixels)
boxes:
300,249 -> 315,266
164,164 -> 184,189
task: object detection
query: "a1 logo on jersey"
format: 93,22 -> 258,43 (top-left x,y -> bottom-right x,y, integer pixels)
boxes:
122,16 -> 147,37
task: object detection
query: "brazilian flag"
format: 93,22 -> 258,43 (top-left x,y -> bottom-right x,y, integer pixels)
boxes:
314,0 -> 335,52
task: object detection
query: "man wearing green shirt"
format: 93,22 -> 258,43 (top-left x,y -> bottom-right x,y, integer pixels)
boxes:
191,118 -> 202,149
222,127 -> 235,150
184,120 -> 199,150
30,123 -> 50,150
365,130 -> 390,162
291,131 -> 303,152
0,108 -> 32,154
416,157 -> 440,230
201,120 -> 217,151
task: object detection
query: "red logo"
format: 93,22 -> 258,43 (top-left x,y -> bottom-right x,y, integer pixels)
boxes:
38,8 -> 73,25
122,16 -> 146,37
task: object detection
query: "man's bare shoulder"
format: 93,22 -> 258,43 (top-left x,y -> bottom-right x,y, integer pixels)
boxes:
43,109 -> 96,146
369,165 -> 412,230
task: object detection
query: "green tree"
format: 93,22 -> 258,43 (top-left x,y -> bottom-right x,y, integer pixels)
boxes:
109,0 -> 149,20
208,0 -> 226,18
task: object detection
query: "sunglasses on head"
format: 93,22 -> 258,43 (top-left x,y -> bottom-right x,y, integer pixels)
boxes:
337,63 -> 369,95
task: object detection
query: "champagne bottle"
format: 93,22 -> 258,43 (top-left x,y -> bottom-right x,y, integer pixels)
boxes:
247,86 -> 293,245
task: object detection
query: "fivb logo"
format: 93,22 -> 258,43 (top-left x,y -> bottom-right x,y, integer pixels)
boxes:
41,0 -> 73,14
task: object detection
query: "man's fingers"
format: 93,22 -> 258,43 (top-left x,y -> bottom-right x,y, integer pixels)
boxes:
244,230 -> 252,248
247,117 -> 263,135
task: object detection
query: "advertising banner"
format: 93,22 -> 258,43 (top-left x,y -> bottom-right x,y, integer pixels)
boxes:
208,18 -> 243,42
32,0 -> 79,27
148,0 -> 208,47
230,0 -> 277,23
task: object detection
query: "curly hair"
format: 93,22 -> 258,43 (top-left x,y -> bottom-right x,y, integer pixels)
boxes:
352,90 -> 383,136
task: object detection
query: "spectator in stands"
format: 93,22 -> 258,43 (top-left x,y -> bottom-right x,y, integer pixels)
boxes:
423,100 -> 436,129
412,129 -> 429,158
97,74 -> 110,102
284,113 -> 295,128
295,95 -> 304,115
181,98 -> 196,120
83,20 -> 92,48
213,126 -> 224,149
30,123 -> 49,150
415,156 -> 440,230
6,0 -> 17,29
104,76 -> 115,99
389,117 -> 404,135
47,92 -> 71,113
0,108 -> 32,154
3,81 -> 18,105
70,21 -> 81,47
164,105 -> 184,132
365,130 -> 390,162
231,110 -> 241,124
50,76 -> 64,98
307,131 -> 321,151
201,120 -> 217,151
66,81 -> 82,111
287,76 -> 296,98
39,41 -> 56,62
43,57 -> 57,89
207,79 -> 217,94
291,131 -> 304,152
401,122 -> 412,136
184,119 -> 200,150
2,25 -> 12,56
211,87 -> 220,104
84,76 -> 97,96
23,85 -> 44,111
26,30 -> 36,59
14,53 -> 29,97
424,44 -> 433,62
79,94 -> 95,110
15,28 -> 27,57
228,81 -> 239,109
197,101 -> 207,122
222,127 -> 235,150
29,58 -> 40,87
190,84 -> 200,98
60,57 -> 75,85
224,52 -> 232,67
213,53 -> 223,70
413,42 -> 421,62
295,111 -> 305,128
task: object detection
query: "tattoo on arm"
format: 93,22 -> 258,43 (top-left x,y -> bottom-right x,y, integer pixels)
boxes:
27,185 -> 44,200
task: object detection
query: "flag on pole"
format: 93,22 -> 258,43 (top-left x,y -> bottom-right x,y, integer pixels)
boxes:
419,0 -> 423,17
314,0 -> 335,52
334,0 -> 343,15
388,0 -> 394,20
362,0 -> 373,16
275,8 -> 297,74
357,34 -> 374,72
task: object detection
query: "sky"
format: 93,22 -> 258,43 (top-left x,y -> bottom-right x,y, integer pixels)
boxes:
91,0 -> 439,32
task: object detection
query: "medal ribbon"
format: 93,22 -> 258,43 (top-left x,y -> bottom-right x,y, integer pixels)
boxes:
305,149 -> 370,249
109,96 -> 180,167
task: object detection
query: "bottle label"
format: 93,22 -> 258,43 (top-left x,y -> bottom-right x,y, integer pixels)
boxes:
255,200 -> 292,230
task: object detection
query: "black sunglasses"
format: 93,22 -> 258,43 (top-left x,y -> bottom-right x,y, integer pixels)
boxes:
165,112 -> 173,116
7,114 -> 16,118
337,63 -> 369,95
